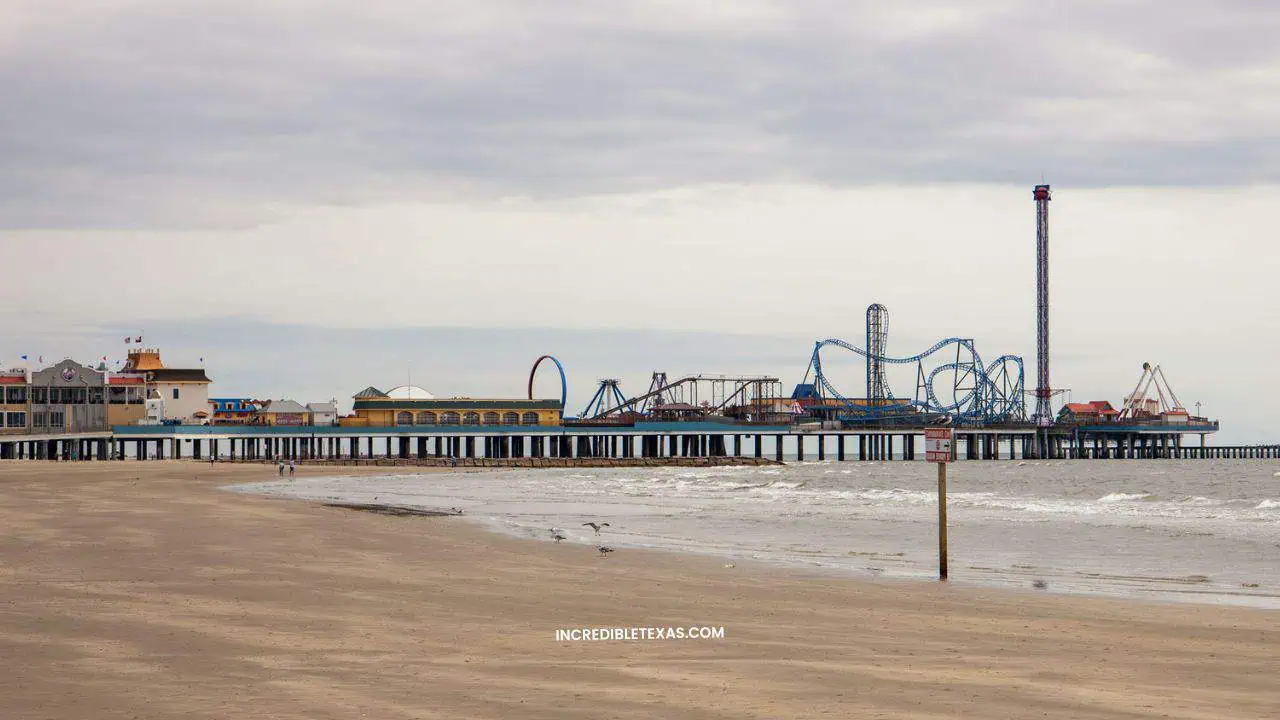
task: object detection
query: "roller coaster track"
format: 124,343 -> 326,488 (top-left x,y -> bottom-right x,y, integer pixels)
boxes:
807,338 -> 1026,424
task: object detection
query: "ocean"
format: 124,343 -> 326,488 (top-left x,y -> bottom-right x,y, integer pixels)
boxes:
228,459 -> 1280,608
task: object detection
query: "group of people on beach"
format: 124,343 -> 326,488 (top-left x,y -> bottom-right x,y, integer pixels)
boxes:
277,459 -> 296,477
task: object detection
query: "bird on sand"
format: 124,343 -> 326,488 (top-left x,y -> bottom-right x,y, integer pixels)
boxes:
450,507 -> 464,515
1032,579 -> 1048,590
583,522 -> 610,534
597,545 -> 614,556
552,532 -> 567,543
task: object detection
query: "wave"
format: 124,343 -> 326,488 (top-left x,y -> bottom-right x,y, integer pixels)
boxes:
1256,499 -> 1280,510
1098,492 -> 1153,504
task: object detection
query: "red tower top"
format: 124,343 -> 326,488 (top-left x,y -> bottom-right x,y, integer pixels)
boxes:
1033,184 -> 1051,201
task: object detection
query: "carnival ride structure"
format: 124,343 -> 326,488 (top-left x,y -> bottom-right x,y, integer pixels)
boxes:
802,337 -> 1026,425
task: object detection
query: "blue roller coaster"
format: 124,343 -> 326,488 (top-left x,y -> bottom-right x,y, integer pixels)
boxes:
800,336 -> 1026,425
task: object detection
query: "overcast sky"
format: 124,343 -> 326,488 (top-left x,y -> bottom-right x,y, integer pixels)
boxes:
1,1 -> 1277,441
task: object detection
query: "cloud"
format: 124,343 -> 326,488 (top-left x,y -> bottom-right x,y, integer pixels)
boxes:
4,0 -> 1280,227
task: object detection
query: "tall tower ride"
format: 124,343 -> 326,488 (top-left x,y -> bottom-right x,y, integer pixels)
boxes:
1032,184 -> 1052,425
865,303 -> 888,407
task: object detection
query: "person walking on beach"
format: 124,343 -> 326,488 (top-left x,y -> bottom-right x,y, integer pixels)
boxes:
278,459 -> 285,476
288,460 -> 296,477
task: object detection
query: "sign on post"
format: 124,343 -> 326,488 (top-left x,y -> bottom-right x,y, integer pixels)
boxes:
924,428 -> 953,580
924,427 -> 953,463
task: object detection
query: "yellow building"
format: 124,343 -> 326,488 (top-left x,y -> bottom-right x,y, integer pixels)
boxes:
347,385 -> 562,427
255,399 -> 312,426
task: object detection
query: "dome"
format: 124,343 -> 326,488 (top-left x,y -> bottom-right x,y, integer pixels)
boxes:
385,385 -> 434,400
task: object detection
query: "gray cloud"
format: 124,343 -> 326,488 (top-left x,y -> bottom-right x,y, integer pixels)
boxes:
4,0 -> 1280,227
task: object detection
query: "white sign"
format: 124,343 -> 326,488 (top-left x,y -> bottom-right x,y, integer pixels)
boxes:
925,428 -> 952,463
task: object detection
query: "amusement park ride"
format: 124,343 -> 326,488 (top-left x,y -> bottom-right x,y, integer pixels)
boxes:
522,183 -> 1215,435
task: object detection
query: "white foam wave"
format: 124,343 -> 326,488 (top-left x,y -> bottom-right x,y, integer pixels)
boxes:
1256,499 -> 1280,510
1098,492 -> 1152,504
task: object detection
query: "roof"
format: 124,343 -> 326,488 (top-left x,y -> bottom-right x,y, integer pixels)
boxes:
353,398 -> 563,411
0,376 -> 26,385
107,375 -> 145,385
307,402 -> 337,413
123,349 -> 165,372
386,385 -> 435,400
352,386 -> 388,399
1062,401 -> 1120,415
147,368 -> 211,383
653,402 -> 701,411
261,399 -> 308,414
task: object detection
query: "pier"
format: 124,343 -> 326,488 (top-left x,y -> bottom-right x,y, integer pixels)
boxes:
1,421 -> 1267,463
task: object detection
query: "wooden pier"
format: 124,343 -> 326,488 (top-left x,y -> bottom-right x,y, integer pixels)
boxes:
0,422 -> 1268,463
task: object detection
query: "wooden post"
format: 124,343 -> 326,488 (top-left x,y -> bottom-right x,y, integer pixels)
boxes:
938,461 -> 948,581
925,427 -> 952,582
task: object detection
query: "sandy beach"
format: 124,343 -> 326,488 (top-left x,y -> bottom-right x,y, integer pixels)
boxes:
1,462 -> 1277,719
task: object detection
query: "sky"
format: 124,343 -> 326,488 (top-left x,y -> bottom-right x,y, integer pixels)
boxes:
1,1 -> 1277,441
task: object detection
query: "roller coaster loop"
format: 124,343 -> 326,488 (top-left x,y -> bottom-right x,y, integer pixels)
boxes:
805,338 -> 1025,424
528,355 -> 568,409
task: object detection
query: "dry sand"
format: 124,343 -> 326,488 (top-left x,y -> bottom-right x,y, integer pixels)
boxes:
0,462 -> 1276,719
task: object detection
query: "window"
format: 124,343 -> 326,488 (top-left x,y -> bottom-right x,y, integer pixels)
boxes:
440,411 -> 460,425
417,411 -> 437,424
48,388 -> 87,405
502,412 -> 520,425
31,387 -> 47,404
49,411 -> 64,428
172,388 -> 181,400
89,388 -> 103,405
482,411 -> 500,425
462,411 -> 480,425
5,412 -> 25,428
109,387 -> 127,404
33,412 -> 46,428
5,387 -> 27,404
396,411 -> 414,425
521,412 -> 540,425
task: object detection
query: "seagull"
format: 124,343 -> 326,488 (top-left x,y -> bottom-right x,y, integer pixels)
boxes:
552,532 -> 567,543
450,507 -> 464,515
582,522 -> 610,535
1032,579 -> 1048,590
597,545 -> 614,556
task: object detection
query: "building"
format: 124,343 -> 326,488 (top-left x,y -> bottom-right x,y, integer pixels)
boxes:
106,372 -> 148,426
29,359 -> 108,433
256,399 -> 311,426
209,398 -> 259,424
1057,400 -> 1121,425
0,368 -> 29,434
122,348 -> 212,422
306,401 -> 338,426
345,385 -> 562,427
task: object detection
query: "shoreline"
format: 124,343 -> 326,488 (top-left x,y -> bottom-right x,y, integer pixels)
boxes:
2,462 -> 1278,718
230,461 -> 1280,611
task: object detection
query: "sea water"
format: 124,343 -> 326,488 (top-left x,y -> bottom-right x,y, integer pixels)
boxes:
228,459 -> 1280,608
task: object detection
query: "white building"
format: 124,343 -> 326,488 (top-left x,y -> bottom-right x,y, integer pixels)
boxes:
122,348 -> 212,423
306,401 -> 338,426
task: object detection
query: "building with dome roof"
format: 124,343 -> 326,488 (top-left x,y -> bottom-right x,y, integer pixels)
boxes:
385,385 -> 435,400
345,384 -> 562,427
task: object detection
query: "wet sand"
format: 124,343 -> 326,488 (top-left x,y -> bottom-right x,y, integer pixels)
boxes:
1,462 -> 1277,719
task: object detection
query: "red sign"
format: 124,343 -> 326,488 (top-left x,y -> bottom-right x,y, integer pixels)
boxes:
925,428 -> 952,463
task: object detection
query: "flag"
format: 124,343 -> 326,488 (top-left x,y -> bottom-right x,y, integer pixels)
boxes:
38,356 -> 43,363
199,357 -> 204,363
134,336 -> 142,343
20,355 -> 27,360
124,336 -> 131,343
